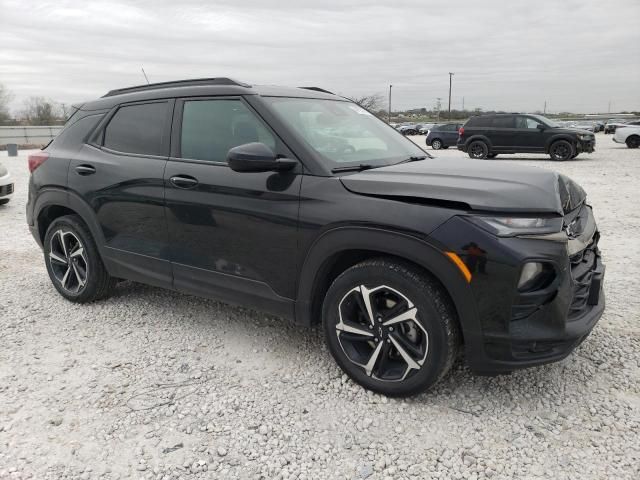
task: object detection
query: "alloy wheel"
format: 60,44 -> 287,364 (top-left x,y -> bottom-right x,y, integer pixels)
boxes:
335,285 -> 428,382
432,139 -> 442,150
48,230 -> 89,293
469,143 -> 486,158
551,142 -> 572,160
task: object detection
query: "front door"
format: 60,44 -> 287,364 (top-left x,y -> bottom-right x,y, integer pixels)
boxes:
163,97 -> 301,316
69,100 -> 173,287
514,116 -> 546,152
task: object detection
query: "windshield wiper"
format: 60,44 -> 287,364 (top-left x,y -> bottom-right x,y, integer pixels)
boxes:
395,155 -> 428,165
331,164 -> 377,173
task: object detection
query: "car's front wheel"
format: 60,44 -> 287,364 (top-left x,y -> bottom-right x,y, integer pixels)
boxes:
322,259 -> 460,397
44,215 -> 115,303
549,140 -> 574,161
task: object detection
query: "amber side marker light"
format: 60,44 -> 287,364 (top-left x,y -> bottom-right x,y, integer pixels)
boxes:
444,252 -> 472,283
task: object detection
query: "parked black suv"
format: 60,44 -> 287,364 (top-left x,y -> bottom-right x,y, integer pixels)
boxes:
458,113 -> 596,160
425,123 -> 463,150
26,79 -> 605,397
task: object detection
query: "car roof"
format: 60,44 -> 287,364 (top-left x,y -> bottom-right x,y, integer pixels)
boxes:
78,77 -> 343,111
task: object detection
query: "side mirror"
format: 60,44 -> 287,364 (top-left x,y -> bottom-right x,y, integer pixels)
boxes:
536,123 -> 546,130
227,142 -> 297,173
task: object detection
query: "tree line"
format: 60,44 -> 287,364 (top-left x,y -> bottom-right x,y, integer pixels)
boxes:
0,83 -> 68,126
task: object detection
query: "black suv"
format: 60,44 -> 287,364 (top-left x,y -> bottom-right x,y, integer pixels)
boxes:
425,123 -> 463,150
458,113 -> 596,160
26,79 -> 605,397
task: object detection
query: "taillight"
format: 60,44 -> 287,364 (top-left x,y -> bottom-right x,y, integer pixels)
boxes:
28,152 -> 49,172
458,127 -> 465,136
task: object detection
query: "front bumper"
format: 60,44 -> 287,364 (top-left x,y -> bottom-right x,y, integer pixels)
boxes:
430,206 -> 604,373
576,137 -> 595,153
0,172 -> 14,201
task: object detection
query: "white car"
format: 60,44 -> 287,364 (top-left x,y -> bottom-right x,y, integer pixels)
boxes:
613,125 -> 640,149
0,161 -> 14,205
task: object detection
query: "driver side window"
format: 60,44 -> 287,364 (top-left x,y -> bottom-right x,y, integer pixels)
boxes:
180,99 -> 276,162
517,116 -> 542,129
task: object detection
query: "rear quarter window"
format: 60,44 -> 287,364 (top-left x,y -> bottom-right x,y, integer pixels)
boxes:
465,117 -> 492,127
102,101 -> 169,156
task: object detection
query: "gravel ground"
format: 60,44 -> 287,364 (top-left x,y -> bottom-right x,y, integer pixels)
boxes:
1,136 -> 639,480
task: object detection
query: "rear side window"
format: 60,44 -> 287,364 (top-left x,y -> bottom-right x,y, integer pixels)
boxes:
103,102 -> 169,156
180,99 -> 275,162
491,116 -> 515,128
465,116 -> 492,127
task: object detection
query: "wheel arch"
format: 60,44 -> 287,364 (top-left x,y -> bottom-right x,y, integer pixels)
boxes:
33,188 -> 107,257
545,135 -> 576,153
464,135 -> 493,150
295,226 -> 480,345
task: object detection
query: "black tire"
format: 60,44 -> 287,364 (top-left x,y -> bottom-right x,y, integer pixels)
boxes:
442,146 -> 449,149
0,198 -> 9,205
431,139 -> 443,150
626,135 -> 640,149
44,214 -> 115,303
322,258 -> 461,397
549,140 -> 574,161
487,153 -> 498,159
467,141 -> 488,159
406,129 -> 417,136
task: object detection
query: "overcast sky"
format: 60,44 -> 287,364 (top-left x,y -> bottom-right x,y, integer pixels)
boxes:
1,0 -> 639,114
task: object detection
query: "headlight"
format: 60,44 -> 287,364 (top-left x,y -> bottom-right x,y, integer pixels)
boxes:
468,216 -> 563,237
577,134 -> 592,140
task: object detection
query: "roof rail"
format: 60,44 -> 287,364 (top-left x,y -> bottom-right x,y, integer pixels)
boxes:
102,77 -> 251,97
299,86 -> 335,95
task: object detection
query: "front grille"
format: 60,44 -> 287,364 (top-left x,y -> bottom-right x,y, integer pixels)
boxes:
0,183 -> 14,196
568,232 -> 601,320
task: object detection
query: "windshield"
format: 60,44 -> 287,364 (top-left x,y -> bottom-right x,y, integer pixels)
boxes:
264,97 -> 428,169
530,114 -> 560,128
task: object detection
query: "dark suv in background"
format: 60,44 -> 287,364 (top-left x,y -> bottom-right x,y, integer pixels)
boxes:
425,123 -> 463,150
26,78 -> 605,397
458,113 -> 596,160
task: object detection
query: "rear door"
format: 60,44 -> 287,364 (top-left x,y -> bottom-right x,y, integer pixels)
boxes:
489,116 -> 517,151
513,116 -> 546,152
69,100 -> 173,287
163,96 -> 301,316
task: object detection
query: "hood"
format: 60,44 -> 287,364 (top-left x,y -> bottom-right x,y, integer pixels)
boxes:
339,159 -> 586,215
554,127 -> 594,135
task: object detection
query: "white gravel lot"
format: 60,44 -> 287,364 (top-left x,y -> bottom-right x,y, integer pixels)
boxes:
1,135 -> 639,480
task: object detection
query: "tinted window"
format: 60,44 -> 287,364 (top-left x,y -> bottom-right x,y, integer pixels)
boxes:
180,99 -> 276,162
466,116 -> 492,127
492,116 -> 515,128
103,102 -> 168,156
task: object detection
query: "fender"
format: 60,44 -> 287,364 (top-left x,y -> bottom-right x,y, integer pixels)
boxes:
295,226 -> 481,345
32,187 -> 108,259
544,134 -> 576,153
464,134 -> 493,150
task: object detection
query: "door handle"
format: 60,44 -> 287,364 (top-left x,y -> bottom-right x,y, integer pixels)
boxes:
170,175 -> 199,189
75,164 -> 96,176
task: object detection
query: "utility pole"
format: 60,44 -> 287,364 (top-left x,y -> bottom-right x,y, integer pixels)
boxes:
388,84 -> 392,124
544,101 -> 547,115
462,96 -> 465,111
448,72 -> 454,120
608,100 -> 611,114
436,97 -> 442,122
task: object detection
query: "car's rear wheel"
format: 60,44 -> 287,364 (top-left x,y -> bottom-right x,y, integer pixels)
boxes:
549,140 -> 574,161
322,259 -> 460,397
468,141 -> 488,159
406,129 -> 417,136
626,135 -> 640,149
431,139 -> 443,150
44,215 -> 115,303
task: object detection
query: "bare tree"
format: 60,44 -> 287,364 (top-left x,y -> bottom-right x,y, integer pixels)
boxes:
346,93 -> 384,112
19,96 -> 64,125
0,83 -> 12,124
